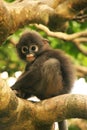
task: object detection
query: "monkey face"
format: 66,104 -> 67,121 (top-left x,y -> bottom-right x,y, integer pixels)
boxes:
21,44 -> 39,62
17,42 -> 43,62
16,31 -> 50,62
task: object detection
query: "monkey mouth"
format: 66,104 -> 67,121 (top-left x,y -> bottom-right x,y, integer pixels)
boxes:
26,54 -> 35,62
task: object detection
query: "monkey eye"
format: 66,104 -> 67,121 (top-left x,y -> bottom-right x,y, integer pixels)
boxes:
22,46 -> 29,54
29,45 -> 38,52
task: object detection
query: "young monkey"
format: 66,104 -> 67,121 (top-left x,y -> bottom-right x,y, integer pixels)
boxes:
11,31 -> 75,130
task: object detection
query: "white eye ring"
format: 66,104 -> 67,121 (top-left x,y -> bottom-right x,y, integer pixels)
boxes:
29,45 -> 38,52
22,46 -> 28,54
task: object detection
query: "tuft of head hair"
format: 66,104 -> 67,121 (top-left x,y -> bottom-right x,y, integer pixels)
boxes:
18,31 -> 44,46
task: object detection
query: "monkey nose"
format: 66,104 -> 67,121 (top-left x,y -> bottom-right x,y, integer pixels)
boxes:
26,54 -> 35,62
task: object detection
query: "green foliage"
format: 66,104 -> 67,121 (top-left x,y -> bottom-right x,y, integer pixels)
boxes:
0,39 -> 25,75
5,0 -> 15,2
0,22 -> 87,76
66,21 -> 87,66
69,125 -> 81,130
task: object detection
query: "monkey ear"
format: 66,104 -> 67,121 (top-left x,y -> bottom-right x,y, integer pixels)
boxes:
42,39 -> 49,44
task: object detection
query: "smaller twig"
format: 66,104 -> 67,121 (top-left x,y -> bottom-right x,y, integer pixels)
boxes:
76,65 -> 87,77
35,24 -> 87,40
73,41 -> 87,56
35,24 -> 87,56
9,38 -> 17,45
73,7 -> 87,22
74,38 -> 87,43
73,14 -> 87,22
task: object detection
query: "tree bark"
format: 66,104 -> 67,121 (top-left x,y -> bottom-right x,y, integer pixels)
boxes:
0,0 -> 87,44
0,78 -> 87,130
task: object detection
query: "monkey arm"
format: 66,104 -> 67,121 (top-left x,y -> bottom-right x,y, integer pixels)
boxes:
12,69 -> 41,89
11,68 -> 41,98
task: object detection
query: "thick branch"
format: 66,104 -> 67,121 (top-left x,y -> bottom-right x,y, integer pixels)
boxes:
0,78 -> 87,130
0,0 -> 54,44
55,0 -> 87,19
0,0 -> 87,44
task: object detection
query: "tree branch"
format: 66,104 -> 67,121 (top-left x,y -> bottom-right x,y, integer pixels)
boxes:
76,65 -> 87,77
73,7 -> 87,22
35,24 -> 87,56
0,78 -> 87,130
0,0 -> 87,44
55,0 -> 87,19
